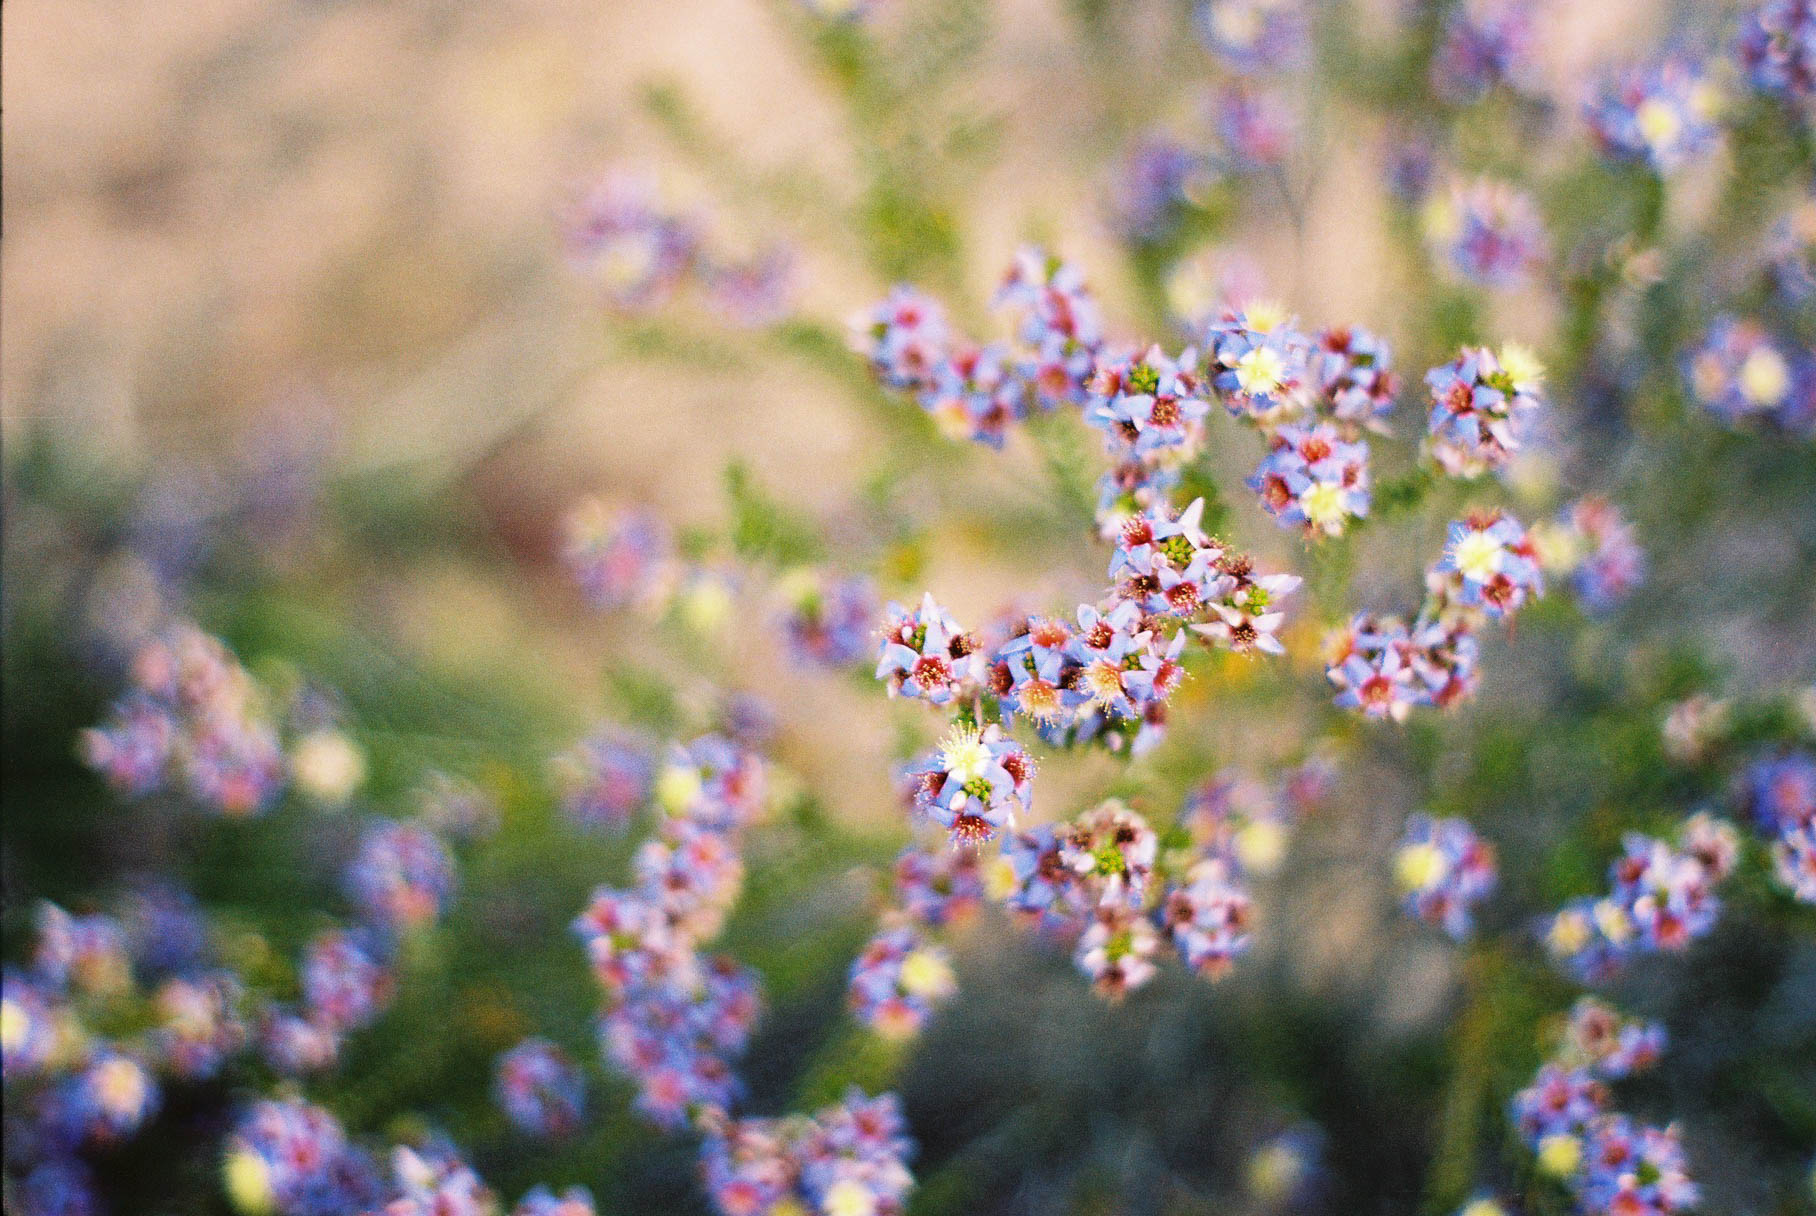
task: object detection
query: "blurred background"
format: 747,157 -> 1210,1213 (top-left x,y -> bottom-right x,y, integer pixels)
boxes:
4,0 -> 1814,1214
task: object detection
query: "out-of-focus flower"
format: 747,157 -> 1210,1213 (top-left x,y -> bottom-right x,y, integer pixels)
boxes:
1431,0 -> 1535,102
1312,326 -> 1398,436
1425,345 -> 1546,477
1196,0 -> 1305,73
707,246 -> 798,327
1741,751 -> 1816,902
289,730 -> 366,806
495,1038 -> 587,1139
1556,997 -> 1667,1080
383,1140 -> 497,1216
1394,815 -> 1497,939
1247,1125 -> 1326,1208
223,1098 -> 381,1216
635,820 -> 745,941
847,926 -> 957,1039
1662,695 -> 1730,764
700,1089 -> 915,1216
302,929 -> 394,1034
346,820 -> 456,933
1074,905 -> 1161,999
1109,135 -> 1216,246
1684,316 -> 1800,426
1578,1117 -> 1698,1215
1161,856 -> 1253,977
892,843 -> 987,929
561,502 -> 675,611
918,342 -> 1032,448
1586,58 -> 1724,173
512,1186 -> 598,1216
33,904 -> 131,997
995,247 -> 1106,410
777,568 -> 878,667
562,169 -> 700,311
555,727 -> 654,832
1212,84 -> 1295,172
56,1049 -> 159,1145
151,971 -> 247,1080
1423,178 -> 1547,288
655,734 -> 767,832
1532,496 -> 1645,613
1739,0 -> 1816,106
852,286 -> 951,393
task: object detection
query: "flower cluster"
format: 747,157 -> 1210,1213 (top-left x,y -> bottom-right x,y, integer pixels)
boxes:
1211,83 -> 1296,172
1431,0 -> 1536,102
1544,813 -> 1739,981
1739,751 -> 1816,903
1249,422 -> 1371,537
1393,816 -> 1498,939
847,925 -> 959,1039
1533,496 -> 1647,614
996,246 -> 1108,411
1422,178 -> 1547,288
777,568 -> 880,667
560,502 -> 676,612
495,1038 -> 587,1139
562,168 -> 797,323
1738,0 -> 1816,106
1586,58 -> 1724,173
554,726 -> 655,832
1509,1000 -> 1690,1212
700,1089 -> 916,1216
345,819 -> 456,933
80,624 -> 290,816
1684,315 -> 1812,433
1195,0 -> 1306,74
1424,344 -> 1547,477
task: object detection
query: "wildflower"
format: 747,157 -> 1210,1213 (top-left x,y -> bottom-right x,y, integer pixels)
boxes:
907,722 -> 1034,845
1766,192 -> 1816,304
1512,1063 -> 1607,1147
1249,421 -> 1372,537
495,1038 -> 587,1139
1394,816 -> 1497,939
700,1090 -> 915,1216
635,820 -> 745,941
1108,497 -> 1225,617
598,954 -> 760,1129
778,569 -> 879,667
707,245 -> 798,327
1182,771 -> 1295,875
875,593 -> 983,706
562,169 -> 699,311
1193,554 -> 1301,656
1312,325 -> 1398,435
1407,615 -> 1483,709
18,1158 -> 104,1216
1109,135 -> 1214,245
1429,511 -> 1543,621
1431,0 -> 1536,102
513,1187 -> 598,1216
1196,0 -> 1305,73
1074,905 -> 1161,998
1085,345 -> 1210,458
60,1049 -> 159,1144
560,501 -> 674,611
384,1141 -> 497,1216
853,286 -> 951,392
257,1006 -> 341,1076
892,843 -> 987,929
571,888 -> 691,995
1212,84 -> 1296,171
995,246 -> 1106,409
1063,599 -> 1153,716
1000,824 -> 1086,935
1325,615 -> 1423,721
847,926 -> 958,1039
151,971 -> 247,1080
655,734 -> 767,831
1423,178 -> 1547,288
346,820 -> 456,934
1685,316 -> 1796,425
33,904 -> 131,997
301,929 -> 394,1034
555,727 -> 654,832
918,342 -> 1031,448
1739,751 -> 1816,834
1774,822 -> 1816,901
2,970 -> 56,1080
1060,800 -> 1160,911
77,693 -> 175,798
1161,856 -> 1253,977
992,614 -> 1081,726
1202,303 -> 1314,425
224,1098 -> 380,1216
1535,496 -> 1646,613
1738,0 -> 1816,105
1579,1117 -> 1698,1215
1557,998 -> 1666,1080
1093,456 -> 1182,541
1587,58 -> 1724,173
